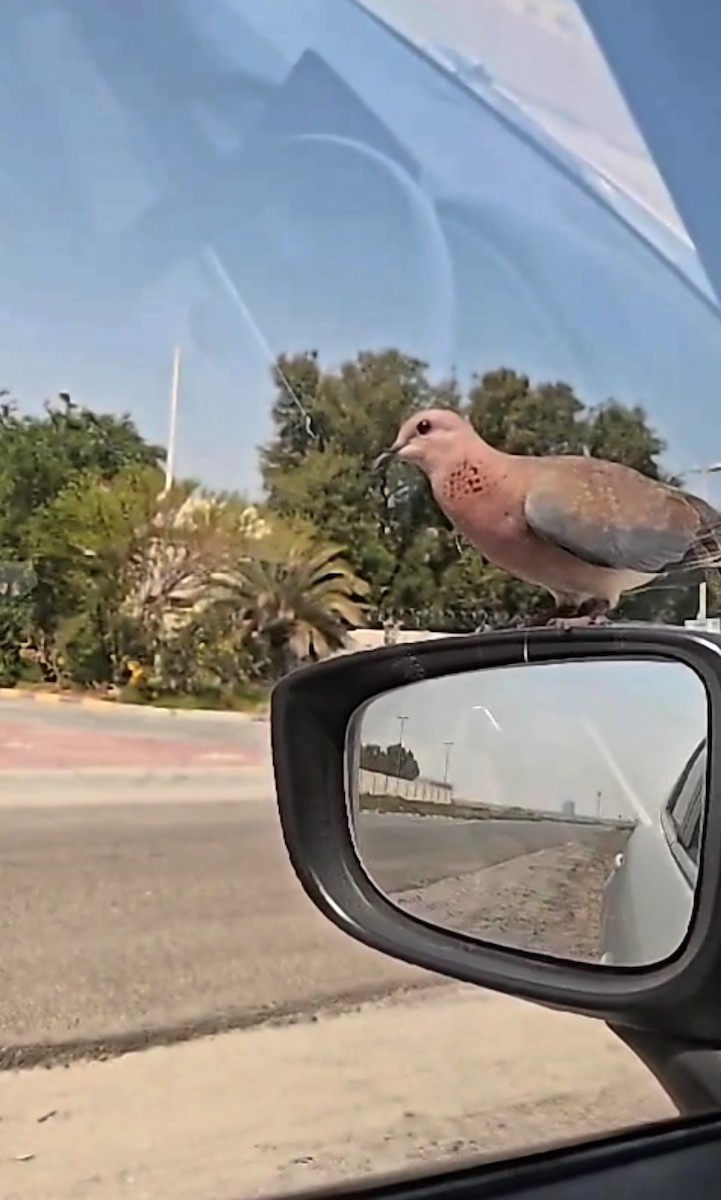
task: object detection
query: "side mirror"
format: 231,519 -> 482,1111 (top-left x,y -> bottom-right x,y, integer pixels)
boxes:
271,626 -> 721,1046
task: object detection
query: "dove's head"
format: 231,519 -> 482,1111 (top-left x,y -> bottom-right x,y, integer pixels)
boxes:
373,408 -> 481,478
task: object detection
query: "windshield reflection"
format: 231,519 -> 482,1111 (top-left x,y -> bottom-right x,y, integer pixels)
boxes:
0,0 -> 720,491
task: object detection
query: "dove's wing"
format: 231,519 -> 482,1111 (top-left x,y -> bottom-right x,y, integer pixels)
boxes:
523,458 -> 717,573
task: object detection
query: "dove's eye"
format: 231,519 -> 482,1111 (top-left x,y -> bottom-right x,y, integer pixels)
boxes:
416,418 -> 432,435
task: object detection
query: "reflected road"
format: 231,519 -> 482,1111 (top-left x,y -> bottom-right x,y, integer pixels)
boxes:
358,810 -> 625,892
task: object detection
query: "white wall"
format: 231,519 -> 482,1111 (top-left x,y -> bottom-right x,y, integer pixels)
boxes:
340,628 -> 460,655
359,767 -> 453,806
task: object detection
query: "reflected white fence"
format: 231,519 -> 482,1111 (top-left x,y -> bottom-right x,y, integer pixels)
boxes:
359,768 -> 453,806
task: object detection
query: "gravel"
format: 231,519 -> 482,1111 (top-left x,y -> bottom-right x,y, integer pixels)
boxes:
392,839 -> 622,961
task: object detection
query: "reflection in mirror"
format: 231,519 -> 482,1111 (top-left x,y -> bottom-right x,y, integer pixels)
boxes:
349,659 -> 708,968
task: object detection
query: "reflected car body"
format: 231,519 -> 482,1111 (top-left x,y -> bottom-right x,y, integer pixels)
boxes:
599,740 -> 706,966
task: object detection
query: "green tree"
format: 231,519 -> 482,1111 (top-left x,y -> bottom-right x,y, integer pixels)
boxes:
27,466 -> 244,684
261,354 -> 690,630
0,393 -> 165,675
466,371 -> 671,475
213,520 -> 369,679
466,370 -> 587,456
465,370 -> 691,625
261,349 -> 461,625
360,741 -> 421,780
0,585 -> 33,686
152,606 -> 271,701
0,360 -> 694,698
261,348 -> 460,478
0,392 -> 163,546
586,400 -> 670,477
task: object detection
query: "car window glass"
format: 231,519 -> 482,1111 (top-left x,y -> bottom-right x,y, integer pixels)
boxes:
667,747 -> 706,825
683,796 -> 702,865
679,761 -> 707,865
2,1 -> 715,1195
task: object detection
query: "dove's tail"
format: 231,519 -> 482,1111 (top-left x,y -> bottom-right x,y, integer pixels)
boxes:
682,494 -> 721,571
684,528 -> 721,570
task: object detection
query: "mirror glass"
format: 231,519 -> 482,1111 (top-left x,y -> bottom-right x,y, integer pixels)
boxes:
349,658 -> 709,967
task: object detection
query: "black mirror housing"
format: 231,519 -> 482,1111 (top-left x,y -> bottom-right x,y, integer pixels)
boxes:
271,625 -> 721,1046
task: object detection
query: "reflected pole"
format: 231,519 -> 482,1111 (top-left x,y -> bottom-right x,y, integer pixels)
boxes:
443,741 -> 454,784
396,715 -> 408,775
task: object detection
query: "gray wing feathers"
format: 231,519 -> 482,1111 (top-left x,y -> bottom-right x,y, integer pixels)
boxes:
524,489 -> 697,572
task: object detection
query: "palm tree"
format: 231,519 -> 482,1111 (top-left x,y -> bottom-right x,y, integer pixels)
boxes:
214,529 -> 368,678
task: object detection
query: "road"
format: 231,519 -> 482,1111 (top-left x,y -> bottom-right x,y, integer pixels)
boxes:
0,699 -> 670,1200
1,786 -> 597,1063
1,986 -> 671,1200
0,696 -> 619,1067
357,809 -> 624,891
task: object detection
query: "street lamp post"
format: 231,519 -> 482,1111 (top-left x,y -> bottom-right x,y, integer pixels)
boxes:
687,462 -> 721,620
396,715 -> 408,776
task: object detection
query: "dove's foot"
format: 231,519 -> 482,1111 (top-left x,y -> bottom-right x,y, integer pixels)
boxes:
544,600 -> 612,630
544,613 -> 611,630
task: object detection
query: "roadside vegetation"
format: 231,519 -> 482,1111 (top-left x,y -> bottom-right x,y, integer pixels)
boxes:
0,351 -> 699,708
358,792 -> 636,827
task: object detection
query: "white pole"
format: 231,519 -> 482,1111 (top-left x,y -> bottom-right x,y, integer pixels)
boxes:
687,462 -> 721,621
698,468 -> 708,620
164,346 -> 181,495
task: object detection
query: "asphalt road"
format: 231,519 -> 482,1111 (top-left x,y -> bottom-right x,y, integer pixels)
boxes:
0,784 -> 598,1068
356,809 -> 619,892
0,697 -> 622,1069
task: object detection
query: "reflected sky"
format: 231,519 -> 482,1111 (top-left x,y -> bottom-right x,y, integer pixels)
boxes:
362,0 -> 686,237
360,659 -> 708,820
2,1 -> 721,493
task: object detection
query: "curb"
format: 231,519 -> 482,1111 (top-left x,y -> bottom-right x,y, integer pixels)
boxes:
0,767 -> 277,807
0,765 -> 270,782
0,766 -> 277,800
0,689 -> 269,722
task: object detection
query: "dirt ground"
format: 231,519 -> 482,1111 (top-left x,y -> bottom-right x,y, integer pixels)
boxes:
395,840 -> 618,960
0,985 -> 673,1200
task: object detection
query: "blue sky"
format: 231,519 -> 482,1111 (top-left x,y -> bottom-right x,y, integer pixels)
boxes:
1,1 -> 721,496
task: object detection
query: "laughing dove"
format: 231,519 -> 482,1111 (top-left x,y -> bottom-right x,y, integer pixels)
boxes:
373,408 -> 721,625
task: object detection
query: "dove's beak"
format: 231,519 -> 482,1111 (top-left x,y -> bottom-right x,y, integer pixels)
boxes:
372,446 -> 399,471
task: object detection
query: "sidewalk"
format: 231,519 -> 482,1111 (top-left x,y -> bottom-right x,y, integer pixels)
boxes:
0,707 -> 270,785
0,687 -> 268,722
0,728 -> 261,773
1,985 -> 672,1200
